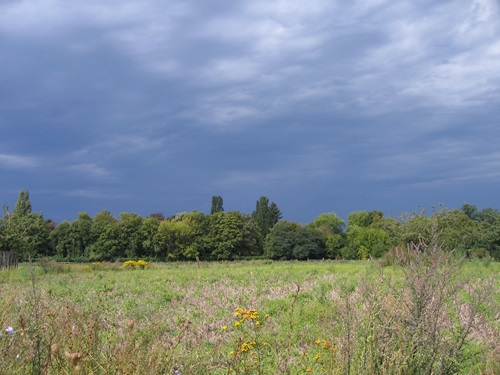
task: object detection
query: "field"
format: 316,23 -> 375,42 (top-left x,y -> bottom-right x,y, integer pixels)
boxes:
1,252 -> 499,374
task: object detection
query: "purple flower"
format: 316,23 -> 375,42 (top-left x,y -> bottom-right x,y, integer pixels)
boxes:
5,327 -> 14,335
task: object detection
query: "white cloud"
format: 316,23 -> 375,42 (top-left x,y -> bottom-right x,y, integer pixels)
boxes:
65,189 -> 127,199
0,154 -> 38,168
67,163 -> 112,179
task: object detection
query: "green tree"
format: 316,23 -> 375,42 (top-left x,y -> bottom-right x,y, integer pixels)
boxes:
236,214 -> 263,258
252,196 -> 281,237
156,211 -> 206,260
461,202 -> 478,221
50,221 -> 73,259
269,202 -> 282,226
156,218 -> 197,261
87,222 -> 121,261
210,195 -> 224,214
202,211 -> 243,260
345,226 -> 392,259
343,210 -> 393,259
307,212 -> 346,259
264,221 -> 324,260
13,190 -> 32,216
1,192 -> 51,260
118,213 -> 143,259
137,217 -> 161,258
69,212 -> 93,260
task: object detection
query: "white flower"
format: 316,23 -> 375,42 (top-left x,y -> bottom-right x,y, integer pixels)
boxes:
5,327 -> 14,335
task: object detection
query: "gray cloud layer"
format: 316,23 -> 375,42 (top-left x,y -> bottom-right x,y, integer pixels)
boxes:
1,0 -> 499,222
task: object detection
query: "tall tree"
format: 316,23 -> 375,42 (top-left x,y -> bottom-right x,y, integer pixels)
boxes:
269,202 -> 282,226
210,196 -> 224,214
13,190 -> 32,216
252,196 -> 281,237
1,195 -> 50,261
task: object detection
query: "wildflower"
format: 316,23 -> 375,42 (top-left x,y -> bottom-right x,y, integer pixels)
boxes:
234,308 -> 244,317
234,308 -> 259,322
230,351 -> 235,355
306,367 -> 312,372
234,321 -> 240,328
5,327 -> 14,335
315,339 -> 322,345
264,314 -> 270,319
222,325 -> 228,331
261,342 -> 267,346
315,354 -> 321,360
255,321 -> 261,326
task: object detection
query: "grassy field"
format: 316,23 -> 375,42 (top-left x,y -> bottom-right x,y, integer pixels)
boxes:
0,254 -> 499,374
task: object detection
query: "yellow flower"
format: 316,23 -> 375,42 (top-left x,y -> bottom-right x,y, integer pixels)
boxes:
255,321 -> 261,326
230,351 -> 235,355
306,367 -> 312,372
261,342 -> 267,346
264,314 -> 270,319
315,354 -> 321,360
315,339 -> 322,345
222,325 -> 227,331
234,321 -> 240,328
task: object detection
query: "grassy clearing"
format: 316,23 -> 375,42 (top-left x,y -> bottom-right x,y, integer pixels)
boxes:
0,256 -> 498,374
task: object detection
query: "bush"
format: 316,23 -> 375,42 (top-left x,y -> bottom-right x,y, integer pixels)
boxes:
122,260 -> 149,269
342,233 -> 496,374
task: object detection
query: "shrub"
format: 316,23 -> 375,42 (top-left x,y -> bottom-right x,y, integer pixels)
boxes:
122,260 -> 149,269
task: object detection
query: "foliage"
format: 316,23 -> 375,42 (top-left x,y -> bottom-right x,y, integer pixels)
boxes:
3,190 -> 500,262
307,213 -> 346,259
211,195 -> 224,214
252,196 -> 281,237
265,221 -> 325,260
203,211 -> 244,260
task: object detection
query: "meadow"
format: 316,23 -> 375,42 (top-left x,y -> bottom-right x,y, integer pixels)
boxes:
0,248 -> 499,374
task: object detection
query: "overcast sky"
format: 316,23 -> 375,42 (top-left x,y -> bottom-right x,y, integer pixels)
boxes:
1,0 -> 500,224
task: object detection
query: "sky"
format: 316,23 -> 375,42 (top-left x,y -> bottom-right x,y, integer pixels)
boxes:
1,0 -> 500,225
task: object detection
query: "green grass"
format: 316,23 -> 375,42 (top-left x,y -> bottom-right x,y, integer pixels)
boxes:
0,259 -> 498,374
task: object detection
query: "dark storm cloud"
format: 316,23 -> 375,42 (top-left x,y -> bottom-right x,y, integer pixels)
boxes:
1,0 -> 499,223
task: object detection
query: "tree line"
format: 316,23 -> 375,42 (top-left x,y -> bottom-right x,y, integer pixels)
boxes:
1,191 -> 499,262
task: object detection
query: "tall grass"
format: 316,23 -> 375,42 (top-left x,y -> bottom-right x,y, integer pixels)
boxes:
0,251 -> 498,374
